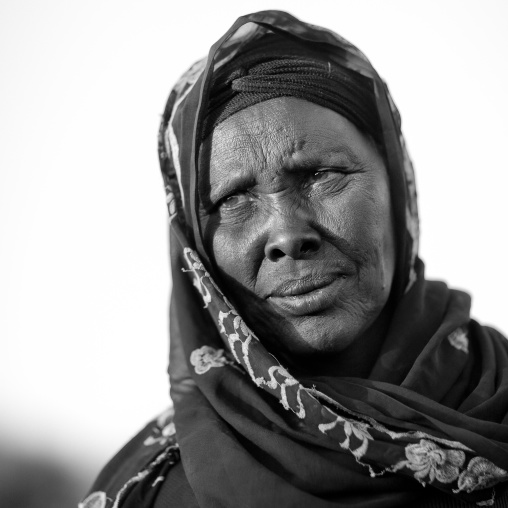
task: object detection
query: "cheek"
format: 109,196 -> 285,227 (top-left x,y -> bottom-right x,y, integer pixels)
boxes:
353,183 -> 395,298
320,180 -> 395,279
209,222 -> 263,290
371,180 -> 396,284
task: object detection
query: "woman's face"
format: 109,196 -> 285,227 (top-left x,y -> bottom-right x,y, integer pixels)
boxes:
199,97 -> 395,360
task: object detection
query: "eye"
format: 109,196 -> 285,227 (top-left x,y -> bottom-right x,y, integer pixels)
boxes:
308,169 -> 345,184
218,192 -> 252,210
312,170 -> 332,182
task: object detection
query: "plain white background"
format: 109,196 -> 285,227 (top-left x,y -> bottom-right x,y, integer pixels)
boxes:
1,0 -> 507,493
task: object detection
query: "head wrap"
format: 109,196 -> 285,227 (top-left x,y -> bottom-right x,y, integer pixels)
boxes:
162,14 -> 418,302
202,33 -> 383,149
84,11 -> 508,508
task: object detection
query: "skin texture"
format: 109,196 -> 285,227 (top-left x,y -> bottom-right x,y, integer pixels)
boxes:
199,97 -> 396,376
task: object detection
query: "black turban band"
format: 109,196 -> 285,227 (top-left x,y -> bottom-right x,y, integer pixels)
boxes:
203,33 -> 383,148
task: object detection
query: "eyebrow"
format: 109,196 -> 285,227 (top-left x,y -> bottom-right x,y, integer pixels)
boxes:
209,173 -> 256,204
208,144 -> 363,203
291,144 -> 363,168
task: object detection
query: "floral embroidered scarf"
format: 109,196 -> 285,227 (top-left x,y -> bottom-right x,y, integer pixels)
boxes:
82,10 -> 508,508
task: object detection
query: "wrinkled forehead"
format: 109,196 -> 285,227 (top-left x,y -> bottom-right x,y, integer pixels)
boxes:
199,97 -> 384,203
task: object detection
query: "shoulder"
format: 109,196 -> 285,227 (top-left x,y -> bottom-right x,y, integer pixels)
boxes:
79,407 -> 179,508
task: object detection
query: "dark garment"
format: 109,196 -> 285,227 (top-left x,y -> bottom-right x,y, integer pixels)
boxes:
85,410 -> 508,507
153,462 -> 199,508
81,10 -> 508,508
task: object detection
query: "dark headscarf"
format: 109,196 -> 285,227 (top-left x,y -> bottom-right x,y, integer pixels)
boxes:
202,32 -> 383,147
82,11 -> 508,508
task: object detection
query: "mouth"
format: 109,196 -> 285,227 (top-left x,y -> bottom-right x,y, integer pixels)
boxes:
267,273 -> 346,316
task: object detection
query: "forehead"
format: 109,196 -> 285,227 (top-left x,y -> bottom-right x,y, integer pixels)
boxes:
199,97 -> 381,199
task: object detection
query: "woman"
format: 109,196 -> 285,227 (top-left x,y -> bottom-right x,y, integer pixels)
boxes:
81,10 -> 508,508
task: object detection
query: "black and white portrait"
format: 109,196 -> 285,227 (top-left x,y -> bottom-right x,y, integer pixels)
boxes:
1,2 -> 508,507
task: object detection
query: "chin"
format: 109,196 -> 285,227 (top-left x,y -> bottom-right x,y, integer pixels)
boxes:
254,309 -> 365,357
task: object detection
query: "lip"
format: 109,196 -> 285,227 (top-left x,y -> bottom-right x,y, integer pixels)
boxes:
267,274 -> 346,316
270,273 -> 339,297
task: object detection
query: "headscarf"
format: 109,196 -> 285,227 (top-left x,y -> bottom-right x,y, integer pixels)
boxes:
202,32 -> 384,148
82,10 -> 508,508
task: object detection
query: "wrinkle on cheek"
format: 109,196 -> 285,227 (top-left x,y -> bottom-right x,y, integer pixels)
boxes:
317,208 -> 368,265
316,188 -> 392,290
212,222 -> 266,293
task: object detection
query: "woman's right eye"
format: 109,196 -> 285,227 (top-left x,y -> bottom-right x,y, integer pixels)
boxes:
218,192 -> 252,210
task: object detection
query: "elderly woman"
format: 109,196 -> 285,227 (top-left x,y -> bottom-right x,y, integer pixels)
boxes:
81,10 -> 508,508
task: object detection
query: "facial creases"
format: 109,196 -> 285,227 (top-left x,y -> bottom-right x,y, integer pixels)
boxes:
199,97 -> 396,371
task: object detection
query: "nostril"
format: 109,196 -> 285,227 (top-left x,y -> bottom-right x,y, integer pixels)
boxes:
270,248 -> 285,261
265,227 -> 322,261
301,240 -> 319,254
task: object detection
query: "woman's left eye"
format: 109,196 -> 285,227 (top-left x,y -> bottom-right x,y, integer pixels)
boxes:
312,171 -> 331,182
308,170 -> 343,184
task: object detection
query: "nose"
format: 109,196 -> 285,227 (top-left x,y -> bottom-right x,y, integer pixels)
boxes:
265,222 -> 322,261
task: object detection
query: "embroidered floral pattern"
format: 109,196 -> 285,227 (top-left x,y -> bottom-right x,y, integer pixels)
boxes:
182,248 -> 212,308
165,185 -> 177,220
218,306 -> 309,418
393,439 -> 465,485
455,457 -> 508,494
448,327 -> 469,354
476,500 -> 495,507
342,420 -> 373,459
78,491 -> 107,508
144,407 -> 176,447
266,365 -> 306,418
319,415 -> 373,460
218,308 -> 258,375
111,446 -> 180,508
190,346 -> 229,374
